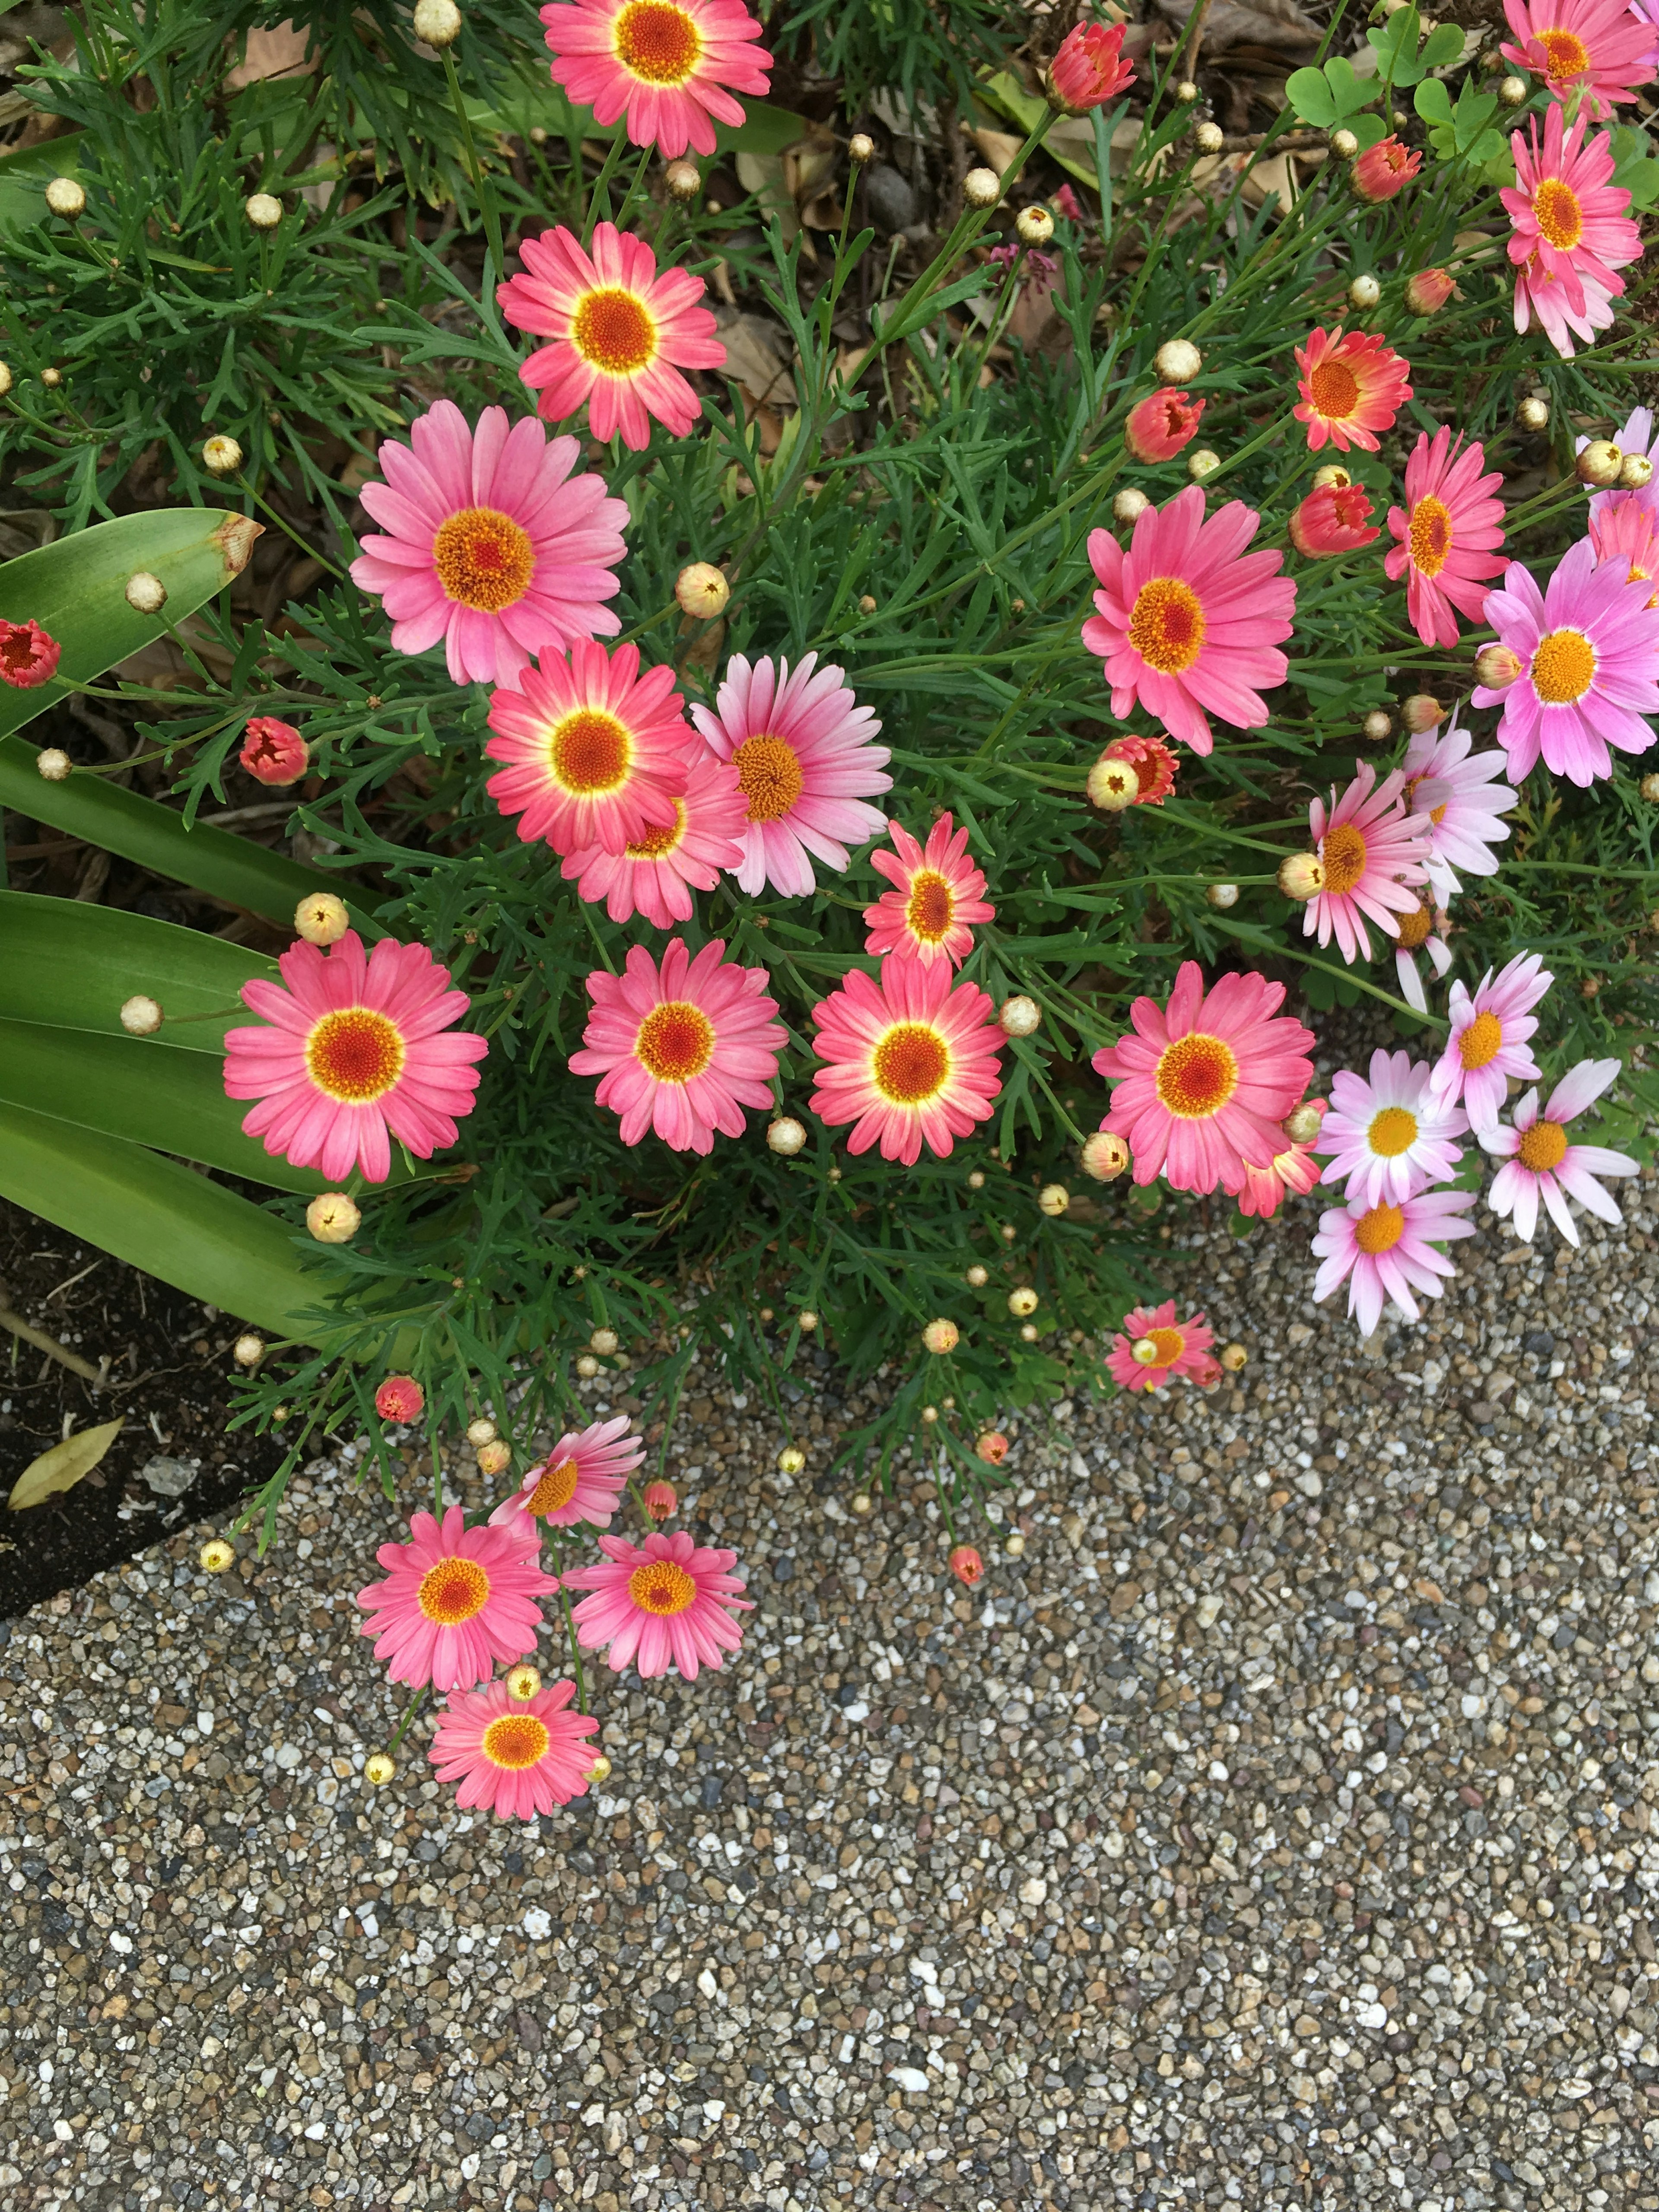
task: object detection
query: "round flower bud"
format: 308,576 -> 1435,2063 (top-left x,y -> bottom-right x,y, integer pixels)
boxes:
1038,1183 -> 1069,1216
1348,272 -> 1381,311
1362,709 -> 1393,741
963,168 -> 1003,210
245,192 -> 284,230
858,594 -> 877,613
644,1479 -> 677,1520
1131,1335 -> 1161,1366
1005,1530 -> 1027,1557
232,1333 -> 265,1369
294,890 -> 351,945
364,1752 -> 396,1786
797,1309 -> 819,1332
1581,975 -> 1601,998
949,1544 -> 985,1587
506,1663 -> 542,1700
413,0 -> 464,48
1219,1341 -> 1248,1373
967,1170 -> 985,1189
1641,772 -> 1659,802
1019,1322 -> 1039,1342
476,1439 -> 511,1477
1498,73 -> 1529,105
45,176 -> 86,218
124,571 -> 167,615
920,1404 -> 939,1424
588,1326 -> 618,1357
575,1353 -> 600,1377
1283,1100 -> 1325,1144
40,367 -> 61,389
851,1492 -> 874,1516
1193,121 -> 1224,155
1402,694 -> 1445,733
977,1431 -> 1010,1464
922,1318 -> 960,1354
0,362 -> 12,399
1186,447 -> 1221,482
199,1538 -> 235,1574
848,132 -> 875,165
466,1417 -> 497,1447
201,435 -> 243,475
664,158 -> 702,202
1475,642 -> 1522,688
587,1753 -> 613,1784
37,747 -> 70,782
1205,881 -> 1240,910
999,994 -> 1041,1037
1516,395 -> 1549,432
1081,1130 -> 1129,1181
1330,127 -> 1359,160
965,1263 -> 989,1287
1112,486 -> 1150,525
306,1191 -> 360,1243
375,1374 -> 425,1423
1277,852 -> 1325,901
1015,205 -> 1054,247
1620,453 -> 1655,491
767,1116 -> 807,1156
1008,1287 -> 1039,1318
778,1444 -> 806,1475
1311,463 -> 1353,492
1087,753 -> 1139,811
1154,338 -> 1201,382
1175,78 -> 1200,102
240,715 -> 308,787
120,994 -> 163,1036
999,1223 -> 1018,1242
1576,439 -> 1622,487
675,561 -> 729,618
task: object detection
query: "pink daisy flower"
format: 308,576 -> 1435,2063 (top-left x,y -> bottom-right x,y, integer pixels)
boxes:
0,617 -> 62,689
498,222 -> 725,451
1583,406 -> 1659,524
1472,537 -> 1659,787
1304,764 -> 1430,965
1384,427 -> 1507,650
354,1506 -> 557,1694
1504,105 -> 1641,359
1401,716 -> 1518,902
1392,896 -> 1454,1016
571,936 -> 785,1153
808,956 -> 1004,1166
1428,951 -> 1553,1133
222,929 -> 488,1185
492,1415 -> 645,1532
689,652 -> 890,897
1292,327 -> 1412,454
1588,493 -> 1659,605
1311,1187 -> 1478,1338
350,400 -> 629,688
429,1677 -> 599,1821
1091,960 -> 1315,1195
1500,0 -> 1658,119
540,0 -> 772,160
1082,486 -> 1296,755
1317,1048 -> 1468,1209
1224,1097 -> 1326,1220
1105,1299 -> 1217,1392
563,1529 -> 753,1679
485,639 -> 690,857
1482,1057 -> 1639,1245
862,813 -> 995,969
561,752 -> 747,927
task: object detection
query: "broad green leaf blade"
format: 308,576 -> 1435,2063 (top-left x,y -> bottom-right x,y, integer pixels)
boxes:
8,1418 -> 124,1512
1413,79 -> 1453,126
1421,22 -> 1468,67
1285,67 -> 1339,128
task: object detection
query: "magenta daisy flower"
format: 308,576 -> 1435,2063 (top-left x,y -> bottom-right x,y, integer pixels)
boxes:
354,1506 -> 557,1694
222,930 -> 488,1185
1392,896 -> 1454,1016
1472,538 -> 1659,788
1504,104 -> 1641,359
349,400 -> 629,688
485,639 -> 690,857
1091,960 -> 1315,1195
1311,1187 -> 1478,1338
1081,485 -> 1295,755
1482,1057 -> 1638,1245
862,813 -> 995,969
561,752 -> 747,928
1500,0 -> 1658,120
1589,494 -> 1659,604
540,0 -> 772,160
1304,764 -> 1430,965
571,936 -> 785,1153
808,957 -> 1004,1165
1105,1299 -> 1217,1392
1384,427 -> 1507,650
563,1529 -> 753,1679
1317,1049 -> 1468,1209
689,652 -> 890,897
498,222 -> 725,450
1401,716 -> 1517,902
492,1415 -> 645,1532
1224,1098 -> 1326,1221
1428,951 -> 1554,1133
429,1677 -> 599,1821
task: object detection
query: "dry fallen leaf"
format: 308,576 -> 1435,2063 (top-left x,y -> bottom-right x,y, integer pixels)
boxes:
712,310 -> 798,413
224,21 -> 317,91
8,1418 -> 125,1511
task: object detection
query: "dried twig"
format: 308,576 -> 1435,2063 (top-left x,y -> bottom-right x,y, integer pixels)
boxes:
0,1275 -> 105,1382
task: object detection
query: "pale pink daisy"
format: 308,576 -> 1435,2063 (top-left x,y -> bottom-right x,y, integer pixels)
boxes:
809,957 -> 1003,1166
1392,896 -> 1454,1015
689,652 -> 890,897
1318,1049 -> 1468,1209
498,222 -> 725,450
563,1529 -> 753,1680
1482,1058 -> 1639,1244
560,752 -> 747,927
491,1415 -> 645,1532
1589,493 -> 1659,605
1311,1187 -> 1478,1337
1504,104 -> 1641,359
1091,960 -> 1315,1195
1500,0 -> 1658,119
1105,1299 -> 1217,1392
350,400 -> 629,688
1384,427 -> 1506,650
1429,951 -> 1553,1132
862,813 -> 995,969
485,639 -> 690,857
354,1506 -> 557,1694
540,0 -> 772,160
571,936 -> 785,1153
223,930 -> 488,1185
1082,485 -> 1296,754
1401,716 -> 1518,902
1304,764 -> 1430,965
1472,537 -> 1659,787
429,1678 -> 599,1821
1224,1097 -> 1326,1220
1583,405 -> 1659,524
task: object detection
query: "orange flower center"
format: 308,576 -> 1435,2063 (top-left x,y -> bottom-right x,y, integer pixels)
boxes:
1154,1032 -> 1239,1120
613,0 -> 702,84
873,1022 -> 951,1106
572,286 -> 658,376
550,708 -> 632,795
1319,821 -> 1368,897
481,1713 -> 551,1770
527,1457 -> 580,1516
1408,495 -> 1452,578
431,506 -> 535,613
636,1000 -> 716,1084
1530,627 -> 1596,704
417,1556 -> 490,1625
1309,358 -> 1361,420
1533,177 -> 1584,253
1143,1326 -> 1185,1367
626,800 -> 686,859
1354,1203 -> 1405,1255
733,734 -> 804,822
1128,577 -> 1207,675
1517,1118 -> 1569,1173
905,870 -> 955,944
1395,899 -> 1433,950
627,1558 -> 698,1615
1459,1010 -> 1503,1069
1367,1105 -> 1418,1158
1537,27 -> 1589,78
305,1007 -> 406,1103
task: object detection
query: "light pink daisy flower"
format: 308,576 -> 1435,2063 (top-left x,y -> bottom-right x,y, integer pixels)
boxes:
1105,1299 -> 1217,1392
1392,896 -> 1454,1015
571,936 -> 785,1153
354,1506 -> 556,1694
485,639 -> 690,858
689,652 -> 890,897
1582,406 -> 1659,524
1304,764 -> 1430,965
1401,716 -> 1518,903
429,1677 -> 599,1821
1082,485 -> 1296,755
491,1415 -> 645,1532
540,0 -> 772,160
223,929 -> 488,1185
1482,1057 -> 1639,1245
1504,104 -> 1641,359
561,752 -> 747,927
1311,1187 -> 1478,1338
1317,1048 -> 1468,1209
1472,537 -> 1659,788
1500,0 -> 1658,119
1428,951 -> 1553,1133
1589,493 -> 1659,605
808,956 -> 1004,1166
1224,1097 -> 1326,1220
563,1529 -> 753,1680
350,400 -> 629,688
1091,960 -> 1315,1195
862,812 -> 995,969
1384,427 -> 1506,650
498,222 -> 725,450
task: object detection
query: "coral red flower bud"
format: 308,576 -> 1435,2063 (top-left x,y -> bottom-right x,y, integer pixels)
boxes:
949,1544 -> 985,1587
976,1430 -> 1010,1464
1103,732 -> 1177,807
1048,20 -> 1136,112
375,1374 -> 425,1423
1404,266 -> 1454,318
643,1480 -> 677,1521
0,617 -> 62,690
1124,387 -> 1205,464
239,715 -> 309,787
1350,137 -> 1421,204
1288,483 -> 1381,557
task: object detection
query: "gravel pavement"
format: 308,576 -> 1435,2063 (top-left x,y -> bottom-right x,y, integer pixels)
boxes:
5,1190 -> 1659,2212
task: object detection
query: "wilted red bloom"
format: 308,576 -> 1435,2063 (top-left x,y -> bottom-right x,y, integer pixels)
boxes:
1404,266 -> 1455,318
375,1374 -> 426,1424
1125,387 -> 1205,464
240,715 -> 310,787
1049,20 -> 1136,110
1289,483 -> 1382,557
976,1430 -> 1010,1465
0,617 -> 63,690
1103,732 -> 1178,805
1052,182 -> 1085,223
1351,137 -> 1421,204
643,1479 -> 677,1521
949,1544 -> 985,1587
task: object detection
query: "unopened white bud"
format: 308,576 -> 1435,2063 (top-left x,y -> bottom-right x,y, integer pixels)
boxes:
124,571 -> 167,615
1112,487 -> 1150,525
1154,339 -> 1201,382
1081,1131 -> 1129,1181
1330,128 -> 1358,159
413,0 -> 463,47
767,1116 -> 807,1157
1206,881 -> 1239,909
202,434 -> 244,475
664,159 -> 702,202
36,747 -> 71,782
306,1192 -> 361,1244
848,133 -> 875,165
1516,396 -> 1549,432
120,994 -> 162,1035
1038,1183 -> 1069,1217
44,177 -> 85,218
294,891 -> 350,945
233,1333 -> 265,1368
1015,206 -> 1054,248
1194,121 -> 1224,154
675,561 -> 728,618
1348,273 -> 1380,311
466,1417 -> 498,1447
589,1326 -> 620,1356
1186,448 -> 1221,481
999,994 -> 1041,1037
245,192 -> 284,230
963,168 -> 1002,210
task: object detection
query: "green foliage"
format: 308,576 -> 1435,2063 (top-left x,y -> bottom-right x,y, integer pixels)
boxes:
1366,4 -> 1466,90
1412,78 -> 1506,171
1285,57 -> 1387,148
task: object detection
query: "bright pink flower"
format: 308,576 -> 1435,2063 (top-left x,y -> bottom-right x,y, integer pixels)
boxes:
1049,19 -> 1136,108
354,1506 -> 557,1693
1091,960 -> 1315,1195
498,222 -> 725,450
1473,537 -> 1659,787
375,1375 -> 425,1424
1082,485 -> 1295,755
223,929 -> 488,1185
563,1528 -> 753,1678
485,639 -> 690,857
571,936 -> 785,1153
1351,136 -> 1421,203
560,751 -> 747,927
240,716 -> 308,787
1105,1299 -> 1217,1392
1311,1187 -> 1477,1337
493,1415 -> 644,1531
643,1479 -> 678,1520
808,957 -> 1003,1166
1289,482 -> 1380,557
1318,1049 -> 1468,1209
1588,493 -> 1659,604
862,813 -> 995,969
0,617 -> 61,689
429,1677 -> 599,1821
1304,764 -> 1430,965
1384,427 -> 1506,649
1224,1098 -> 1326,1221
540,0 -> 772,159
350,400 -> 629,688
1052,183 -> 1085,223
1401,716 -> 1517,901
1504,104 -> 1641,359
1500,0 -> 1659,118
1405,267 -> 1456,317
1293,328 -> 1411,454
1102,732 -> 1178,804
1482,1057 -> 1638,1244
1428,951 -> 1553,1133
1125,388 -> 1205,464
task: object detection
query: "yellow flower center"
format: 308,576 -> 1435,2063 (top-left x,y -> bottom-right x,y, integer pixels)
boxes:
625,800 -> 686,859
613,0 -> 703,85
572,286 -> 658,377
904,869 -> 955,944
1459,1010 -> 1503,1069
1128,577 -> 1207,675
1537,27 -> 1590,78
481,1713 -> 551,1770
732,734 -> 804,823
417,1556 -> 490,1625
549,708 -> 632,796
1367,1105 -> 1418,1158
1530,627 -> 1596,704
627,1558 -> 699,1615
1395,899 -> 1433,950
872,1022 -> 951,1106
305,1007 -> 406,1103
1154,1032 -> 1239,1120
526,1457 -> 580,1516
431,506 -> 535,613
1354,1203 -> 1405,1255
1408,495 -> 1452,578
635,1001 -> 716,1084
1309,358 -> 1360,420
1533,176 -> 1584,253
1143,1326 -> 1185,1367
1517,1118 -> 1569,1173
1319,821 -> 1368,897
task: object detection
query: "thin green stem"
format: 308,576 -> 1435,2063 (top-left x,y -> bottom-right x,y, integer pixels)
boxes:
442,49 -> 505,280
